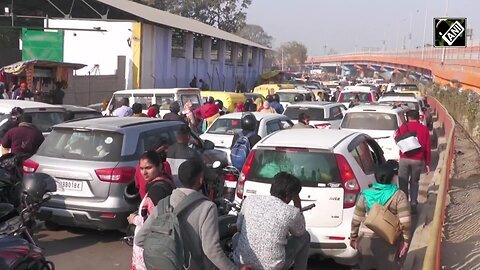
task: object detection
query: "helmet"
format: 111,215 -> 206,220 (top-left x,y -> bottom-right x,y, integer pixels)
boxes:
207,96 -> 215,104
214,100 -> 224,110
294,94 -> 304,102
22,173 -> 57,204
241,113 -> 257,131
123,181 -> 140,203
266,95 -> 274,103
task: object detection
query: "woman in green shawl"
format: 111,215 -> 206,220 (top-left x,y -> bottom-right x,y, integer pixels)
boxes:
350,163 -> 412,270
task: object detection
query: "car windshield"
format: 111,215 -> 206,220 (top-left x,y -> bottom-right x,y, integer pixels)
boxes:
207,118 -> 244,135
379,101 -> 420,111
26,112 -> 65,132
37,128 -> 123,161
341,112 -> 398,130
284,107 -> 325,121
339,92 -> 371,102
248,149 -> 341,186
393,85 -> 419,91
277,92 -> 303,103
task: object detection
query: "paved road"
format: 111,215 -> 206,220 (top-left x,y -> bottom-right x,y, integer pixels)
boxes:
38,226 -> 351,270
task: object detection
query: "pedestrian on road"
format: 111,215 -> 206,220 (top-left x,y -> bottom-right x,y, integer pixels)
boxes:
129,151 -> 175,270
0,107 -> 23,141
333,86 -> 342,102
259,101 -> 276,114
395,110 -> 431,214
271,94 -> 284,114
0,84 -> 8,99
135,158 -> 251,270
132,103 -> 147,117
113,98 -> 133,117
1,114 -> 44,158
350,163 -> 412,270
182,102 -> 200,132
163,101 -> 184,122
234,102 -> 245,113
292,113 -> 313,129
215,100 -> 228,116
233,172 -> 310,270
199,79 -> 210,91
189,76 -> 198,88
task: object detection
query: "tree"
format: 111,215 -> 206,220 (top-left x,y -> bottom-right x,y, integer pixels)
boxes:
279,41 -> 308,66
132,0 -> 252,33
236,24 -> 272,47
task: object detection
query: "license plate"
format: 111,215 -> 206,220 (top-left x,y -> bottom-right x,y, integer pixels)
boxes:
58,180 -> 83,191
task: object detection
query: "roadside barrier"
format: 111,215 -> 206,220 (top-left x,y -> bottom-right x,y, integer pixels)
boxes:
422,96 -> 455,270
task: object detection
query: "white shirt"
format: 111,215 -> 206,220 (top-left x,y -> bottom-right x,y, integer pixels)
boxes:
113,105 -> 133,117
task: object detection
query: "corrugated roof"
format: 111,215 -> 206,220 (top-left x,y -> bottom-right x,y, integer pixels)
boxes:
96,0 -> 270,50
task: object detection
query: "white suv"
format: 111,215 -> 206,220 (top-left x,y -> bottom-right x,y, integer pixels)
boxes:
234,129 -> 394,265
340,104 -> 410,161
337,86 -> 378,108
283,102 -> 346,129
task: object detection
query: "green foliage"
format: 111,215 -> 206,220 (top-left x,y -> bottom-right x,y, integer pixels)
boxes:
236,24 -> 272,47
132,0 -> 252,33
278,41 -> 308,66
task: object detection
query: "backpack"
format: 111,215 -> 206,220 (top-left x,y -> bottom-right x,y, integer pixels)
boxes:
143,192 -> 206,270
230,131 -> 255,170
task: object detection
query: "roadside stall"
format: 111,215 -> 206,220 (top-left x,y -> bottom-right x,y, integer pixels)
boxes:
0,60 -> 85,104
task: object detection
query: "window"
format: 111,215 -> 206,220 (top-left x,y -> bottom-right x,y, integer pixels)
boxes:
211,38 -> 219,61
284,107 -> 325,121
133,95 -> 154,110
266,121 -> 281,134
155,95 -> 175,110
172,30 -> 185,58
248,149 -> 341,185
180,94 -> 201,110
277,92 -> 304,103
137,129 -> 173,155
237,45 -> 244,65
193,34 -> 203,59
351,142 -> 375,175
207,118 -> 242,135
225,42 -> 233,63
110,94 -> 131,111
339,92 -> 371,103
341,112 -> 398,130
37,129 -> 123,161
26,112 -> 65,132
329,106 -> 343,120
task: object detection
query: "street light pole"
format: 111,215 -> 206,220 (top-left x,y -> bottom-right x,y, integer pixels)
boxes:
441,0 -> 449,63
281,47 -> 284,71
421,0 -> 428,59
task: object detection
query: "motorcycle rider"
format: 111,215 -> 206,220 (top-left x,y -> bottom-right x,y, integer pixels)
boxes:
270,94 -> 284,114
1,114 -> 44,158
230,113 -> 261,149
233,172 -> 310,270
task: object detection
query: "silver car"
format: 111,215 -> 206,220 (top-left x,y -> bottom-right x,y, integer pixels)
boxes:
27,117 -> 225,231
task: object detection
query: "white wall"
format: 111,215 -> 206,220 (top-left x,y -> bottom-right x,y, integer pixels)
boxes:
46,19 -> 134,88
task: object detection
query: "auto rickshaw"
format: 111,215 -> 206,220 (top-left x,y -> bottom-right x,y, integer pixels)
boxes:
200,91 -> 246,113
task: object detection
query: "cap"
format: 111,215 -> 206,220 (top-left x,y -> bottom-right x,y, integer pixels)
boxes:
20,83 -> 27,88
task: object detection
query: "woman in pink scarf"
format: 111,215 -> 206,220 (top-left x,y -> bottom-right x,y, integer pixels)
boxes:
235,102 -> 245,112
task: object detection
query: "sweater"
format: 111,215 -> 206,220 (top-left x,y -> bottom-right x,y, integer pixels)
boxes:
135,188 -> 237,270
394,121 -> 431,166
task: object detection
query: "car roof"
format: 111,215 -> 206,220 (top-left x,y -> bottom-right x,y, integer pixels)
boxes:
378,96 -> 419,102
217,112 -> 288,121
112,88 -> 200,95
62,105 -> 98,112
346,104 -> 407,113
276,89 -> 311,93
284,101 -> 339,108
258,129 -> 358,150
54,117 -> 182,131
0,100 -> 64,113
342,86 -> 373,92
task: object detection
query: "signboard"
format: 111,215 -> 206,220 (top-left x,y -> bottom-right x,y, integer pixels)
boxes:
21,28 -> 64,62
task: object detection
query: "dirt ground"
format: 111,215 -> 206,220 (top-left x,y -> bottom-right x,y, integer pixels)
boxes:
441,127 -> 480,270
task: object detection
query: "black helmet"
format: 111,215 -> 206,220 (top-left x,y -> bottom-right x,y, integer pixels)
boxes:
207,96 -> 215,104
273,94 -> 280,102
22,173 -> 57,204
241,113 -> 257,131
169,101 -> 181,114
214,99 -> 224,109
124,181 -> 140,203
294,94 -> 304,102
266,95 -> 274,103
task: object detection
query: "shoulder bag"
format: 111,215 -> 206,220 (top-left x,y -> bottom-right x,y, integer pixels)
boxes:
364,191 -> 402,245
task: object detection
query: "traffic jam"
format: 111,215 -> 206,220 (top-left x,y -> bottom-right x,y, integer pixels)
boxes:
0,76 -> 432,269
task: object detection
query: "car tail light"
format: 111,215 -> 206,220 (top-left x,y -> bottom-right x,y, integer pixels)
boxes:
329,236 -> 346,241
419,114 -> 424,120
23,159 -> 39,174
236,150 -> 256,199
335,154 -> 360,208
314,123 -> 331,129
369,94 -> 373,102
95,167 -> 135,183
100,213 -> 117,219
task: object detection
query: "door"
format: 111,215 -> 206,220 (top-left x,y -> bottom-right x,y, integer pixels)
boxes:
328,105 -> 344,129
349,139 -> 376,190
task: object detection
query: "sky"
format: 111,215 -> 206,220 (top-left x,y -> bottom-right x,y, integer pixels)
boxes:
246,0 -> 480,56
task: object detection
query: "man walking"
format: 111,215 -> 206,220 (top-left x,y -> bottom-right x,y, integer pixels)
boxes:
395,110 -> 431,214
292,113 -> 313,129
1,114 -> 44,157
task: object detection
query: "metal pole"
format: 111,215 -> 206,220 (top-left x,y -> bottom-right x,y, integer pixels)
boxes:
421,0 -> 428,59
281,48 -> 284,71
441,0 -> 449,64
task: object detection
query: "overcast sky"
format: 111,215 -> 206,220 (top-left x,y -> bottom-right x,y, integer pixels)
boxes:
246,0 -> 480,55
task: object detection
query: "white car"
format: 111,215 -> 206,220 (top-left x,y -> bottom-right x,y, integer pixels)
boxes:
234,128 -> 395,265
340,104 -> 410,161
378,94 -> 427,126
199,112 -> 293,160
337,86 -> 379,108
283,102 -> 347,129
275,89 -> 315,108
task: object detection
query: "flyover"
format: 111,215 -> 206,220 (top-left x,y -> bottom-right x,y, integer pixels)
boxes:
310,46 -> 480,91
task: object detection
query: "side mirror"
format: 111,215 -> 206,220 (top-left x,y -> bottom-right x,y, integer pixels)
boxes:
387,160 -> 399,174
203,140 -> 215,150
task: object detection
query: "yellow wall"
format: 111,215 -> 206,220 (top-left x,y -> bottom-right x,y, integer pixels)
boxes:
132,22 -> 142,89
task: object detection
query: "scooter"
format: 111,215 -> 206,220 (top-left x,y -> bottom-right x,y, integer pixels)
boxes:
0,173 -> 58,270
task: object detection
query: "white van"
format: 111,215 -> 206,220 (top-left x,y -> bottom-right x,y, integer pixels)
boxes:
104,88 -> 203,117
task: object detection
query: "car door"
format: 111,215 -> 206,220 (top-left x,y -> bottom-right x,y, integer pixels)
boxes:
265,120 -> 282,135
348,137 -> 376,190
328,105 -> 344,129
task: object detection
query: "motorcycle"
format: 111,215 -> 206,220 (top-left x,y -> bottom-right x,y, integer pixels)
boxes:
0,153 -> 30,206
0,173 -> 58,269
